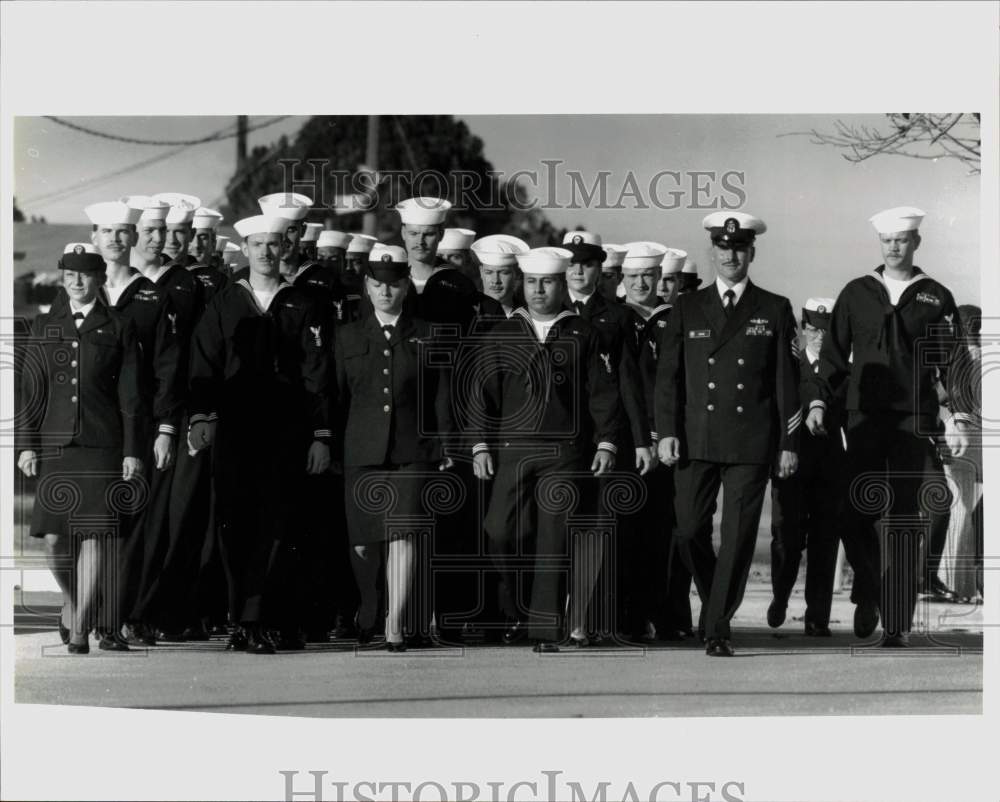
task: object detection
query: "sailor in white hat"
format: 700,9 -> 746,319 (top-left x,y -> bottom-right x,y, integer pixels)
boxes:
437,227 -> 477,282
85,200 -> 142,280
183,207 -> 229,301
393,196 -> 478,332
677,256 -> 701,295
656,210 -> 800,657
618,241 -> 694,642
300,222 -> 324,261
152,192 -> 201,266
329,234 -> 377,323
470,234 -> 528,320
317,229 -> 353,266
120,196 -> 168,274
188,210 -> 333,653
804,205 -> 972,647
598,243 -> 627,302
256,192 -> 316,282
651,247 -> 686,305
470,246 -> 624,653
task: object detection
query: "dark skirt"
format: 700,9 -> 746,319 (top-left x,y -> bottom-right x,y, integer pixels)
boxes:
344,462 -> 443,545
30,446 -> 140,538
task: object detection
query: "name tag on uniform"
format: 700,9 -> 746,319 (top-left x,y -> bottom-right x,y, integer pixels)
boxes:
916,292 -> 941,306
689,329 -> 711,339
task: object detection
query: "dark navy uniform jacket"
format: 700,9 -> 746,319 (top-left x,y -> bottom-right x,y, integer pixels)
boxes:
334,313 -> 453,466
51,274 -> 183,437
567,292 -> 649,450
798,348 -> 847,465
186,259 -> 230,305
622,300 -> 673,443
804,266 -> 970,424
188,277 -> 333,444
655,280 -> 801,464
18,298 -> 146,456
363,263 -> 479,335
468,308 -> 624,457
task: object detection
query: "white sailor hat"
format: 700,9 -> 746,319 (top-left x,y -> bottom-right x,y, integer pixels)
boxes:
516,247 -> 573,275
802,296 -> 836,329
258,192 -> 314,222
214,235 -> 230,252
233,215 -> 294,239
152,193 -> 202,225
622,241 -> 668,271
703,211 -> 766,244
601,244 -> 627,270
85,200 -> 143,226
395,196 -> 451,226
660,247 -> 688,274
471,234 -> 529,267
681,257 -> 698,275
318,230 -> 353,250
438,228 -> 477,252
222,241 -> 242,264
679,257 -> 701,289
347,234 -> 379,254
869,206 -> 925,234
302,222 -> 324,243
192,207 -> 224,230
122,195 -> 171,222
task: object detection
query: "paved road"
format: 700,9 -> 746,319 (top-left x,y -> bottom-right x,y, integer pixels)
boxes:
13,583 -> 982,718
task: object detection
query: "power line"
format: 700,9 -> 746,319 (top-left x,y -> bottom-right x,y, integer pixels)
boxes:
42,115 -> 290,146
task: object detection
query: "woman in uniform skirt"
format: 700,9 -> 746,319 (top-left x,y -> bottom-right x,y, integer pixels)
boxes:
17,244 -> 145,654
335,246 -> 454,651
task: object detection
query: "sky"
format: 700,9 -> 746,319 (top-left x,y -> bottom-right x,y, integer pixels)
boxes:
13,113 -> 980,312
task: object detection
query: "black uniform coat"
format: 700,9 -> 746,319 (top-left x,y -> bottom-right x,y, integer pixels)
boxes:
18,298 -> 145,455
805,266 -> 969,422
469,308 -> 623,455
655,281 -> 801,464
186,259 -> 230,305
567,292 -> 649,451
334,313 -> 453,467
362,263 -> 479,334
623,301 -> 674,442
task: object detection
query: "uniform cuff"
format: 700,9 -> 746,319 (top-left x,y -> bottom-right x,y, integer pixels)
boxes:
190,412 -> 218,425
808,400 -> 826,411
157,424 -> 177,436
472,443 -> 490,456
313,429 -> 332,441
597,442 -> 617,455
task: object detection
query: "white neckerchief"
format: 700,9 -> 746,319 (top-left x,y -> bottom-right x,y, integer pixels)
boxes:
716,276 -> 748,306
882,274 -> 910,306
374,310 -> 401,338
69,299 -> 96,328
252,286 -> 280,311
528,315 -> 557,343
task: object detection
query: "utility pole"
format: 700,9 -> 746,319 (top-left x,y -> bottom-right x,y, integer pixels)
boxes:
237,115 -> 248,168
362,115 -> 379,236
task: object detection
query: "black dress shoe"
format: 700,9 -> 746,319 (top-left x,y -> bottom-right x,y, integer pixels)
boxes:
67,640 -> 89,655
386,641 -> 407,653
99,633 -> 130,652
705,638 -> 735,657
247,629 -> 276,655
122,623 -> 157,646
804,621 -> 832,637
156,628 -> 187,643
532,640 -> 559,653
767,600 -> 787,628
225,629 -> 249,651
879,632 -> 911,648
502,621 -> 527,645
58,619 -> 71,645
853,601 -> 879,638
568,630 -> 590,648
181,625 -> 210,641
926,578 -> 957,602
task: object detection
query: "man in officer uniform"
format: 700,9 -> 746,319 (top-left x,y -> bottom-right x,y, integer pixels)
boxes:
656,211 -> 800,657
188,213 -> 333,653
805,206 -> 972,647
471,247 -> 624,652
768,297 -> 844,636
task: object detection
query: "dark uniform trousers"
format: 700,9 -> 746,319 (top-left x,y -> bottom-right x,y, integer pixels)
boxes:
806,268 -> 970,637
190,279 -> 332,628
473,310 -> 624,643
769,430 -> 845,627
655,282 -> 801,642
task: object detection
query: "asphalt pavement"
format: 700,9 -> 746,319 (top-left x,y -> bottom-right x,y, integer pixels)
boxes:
12,582 -> 983,718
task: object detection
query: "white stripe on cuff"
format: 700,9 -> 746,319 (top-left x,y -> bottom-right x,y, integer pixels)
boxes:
597,442 -> 617,455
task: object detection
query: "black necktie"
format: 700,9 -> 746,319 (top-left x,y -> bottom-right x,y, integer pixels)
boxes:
382,324 -> 394,339
573,300 -> 585,313
72,312 -> 85,320
723,289 -> 735,318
